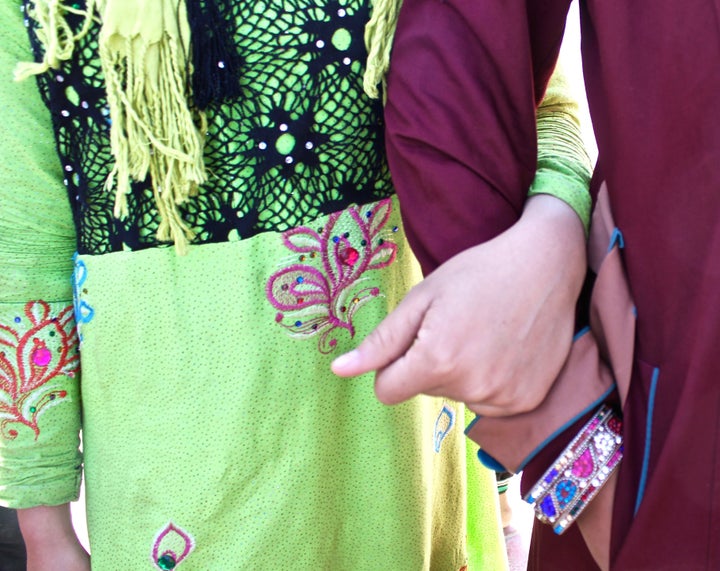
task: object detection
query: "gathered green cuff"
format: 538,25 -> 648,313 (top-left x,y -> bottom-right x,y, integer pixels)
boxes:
0,300 -> 83,509
529,63 -> 593,234
530,111 -> 593,234
0,447 -> 82,509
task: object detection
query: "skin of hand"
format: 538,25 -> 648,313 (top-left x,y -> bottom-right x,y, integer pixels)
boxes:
332,194 -> 587,417
18,504 -> 90,571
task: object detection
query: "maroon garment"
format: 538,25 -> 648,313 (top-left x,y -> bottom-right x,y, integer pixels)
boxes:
386,0 -> 720,569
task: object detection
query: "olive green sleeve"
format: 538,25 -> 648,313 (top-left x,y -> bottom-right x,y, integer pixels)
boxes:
529,64 -> 593,233
0,1 -> 82,508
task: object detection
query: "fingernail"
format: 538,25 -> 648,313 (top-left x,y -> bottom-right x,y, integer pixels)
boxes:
332,350 -> 359,372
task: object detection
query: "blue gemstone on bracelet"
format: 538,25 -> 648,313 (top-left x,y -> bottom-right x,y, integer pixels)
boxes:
555,480 -> 578,506
540,495 -> 556,518
544,468 -> 559,484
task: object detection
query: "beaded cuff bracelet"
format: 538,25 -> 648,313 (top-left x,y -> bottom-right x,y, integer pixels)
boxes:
523,405 -> 623,535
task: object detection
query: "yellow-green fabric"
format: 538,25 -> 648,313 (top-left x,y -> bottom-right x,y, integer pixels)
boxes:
74,198 -> 503,569
0,0 -> 81,509
530,64 -> 593,233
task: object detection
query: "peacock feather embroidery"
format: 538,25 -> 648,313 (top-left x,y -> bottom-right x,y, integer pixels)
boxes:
266,199 -> 398,353
0,301 -> 79,440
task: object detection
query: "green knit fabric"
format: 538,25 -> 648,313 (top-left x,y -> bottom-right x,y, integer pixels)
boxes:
0,0 -> 81,509
530,64 -> 593,233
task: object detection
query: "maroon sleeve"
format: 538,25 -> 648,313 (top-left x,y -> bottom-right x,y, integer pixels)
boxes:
385,0 -> 571,274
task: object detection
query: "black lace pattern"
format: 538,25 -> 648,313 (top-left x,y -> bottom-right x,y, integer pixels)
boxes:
23,0 -> 393,255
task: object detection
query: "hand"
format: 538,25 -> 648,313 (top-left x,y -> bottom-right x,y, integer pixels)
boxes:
332,195 -> 587,416
18,504 -> 90,571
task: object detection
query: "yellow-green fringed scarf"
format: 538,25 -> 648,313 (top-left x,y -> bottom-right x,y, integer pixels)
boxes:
17,0 -> 400,254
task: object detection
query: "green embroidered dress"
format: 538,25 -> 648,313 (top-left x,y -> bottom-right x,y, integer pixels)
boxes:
0,1 -> 590,569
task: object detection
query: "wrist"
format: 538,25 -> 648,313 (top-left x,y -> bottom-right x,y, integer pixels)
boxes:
519,194 -> 587,295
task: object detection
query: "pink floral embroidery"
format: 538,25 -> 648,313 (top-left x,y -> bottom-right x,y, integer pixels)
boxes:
152,522 -> 195,570
266,199 -> 398,353
0,301 -> 79,440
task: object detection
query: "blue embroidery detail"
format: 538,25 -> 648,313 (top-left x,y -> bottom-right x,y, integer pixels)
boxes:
72,253 -> 95,344
434,405 -> 455,453
634,367 -> 659,515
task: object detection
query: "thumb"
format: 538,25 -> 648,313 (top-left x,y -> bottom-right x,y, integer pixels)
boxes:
331,286 -> 429,377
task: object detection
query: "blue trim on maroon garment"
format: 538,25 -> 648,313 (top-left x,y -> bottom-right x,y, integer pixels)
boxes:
573,326 -> 590,341
634,367 -> 659,515
608,228 -> 625,252
476,449 -> 507,472
517,384 -> 617,472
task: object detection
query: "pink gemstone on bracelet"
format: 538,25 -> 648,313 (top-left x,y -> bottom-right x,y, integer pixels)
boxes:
571,448 -> 595,478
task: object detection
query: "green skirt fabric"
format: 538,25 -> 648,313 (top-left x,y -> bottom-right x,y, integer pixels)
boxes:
75,196 -> 506,569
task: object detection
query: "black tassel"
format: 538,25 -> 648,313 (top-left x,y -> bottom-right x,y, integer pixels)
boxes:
186,0 -> 243,110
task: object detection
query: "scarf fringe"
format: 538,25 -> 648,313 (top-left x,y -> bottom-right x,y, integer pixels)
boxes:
363,0 -> 403,102
14,0 -> 97,81
19,0 -> 206,254
186,0 -> 243,110
101,34 -> 207,255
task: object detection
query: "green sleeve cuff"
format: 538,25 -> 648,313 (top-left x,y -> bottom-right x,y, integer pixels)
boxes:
530,66 -> 593,234
528,156 -> 592,234
0,448 -> 82,509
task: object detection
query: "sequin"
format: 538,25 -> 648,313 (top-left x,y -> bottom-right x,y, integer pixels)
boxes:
340,247 -> 359,266
32,347 -> 52,367
157,555 -> 177,570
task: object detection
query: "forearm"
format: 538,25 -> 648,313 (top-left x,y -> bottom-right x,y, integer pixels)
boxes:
519,193 -> 586,295
19,504 -> 89,571
18,504 -> 76,549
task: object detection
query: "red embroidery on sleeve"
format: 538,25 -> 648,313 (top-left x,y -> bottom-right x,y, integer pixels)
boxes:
0,301 -> 79,440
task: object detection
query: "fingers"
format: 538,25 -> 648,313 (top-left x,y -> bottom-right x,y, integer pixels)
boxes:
373,301 -> 461,405
331,286 -> 430,378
